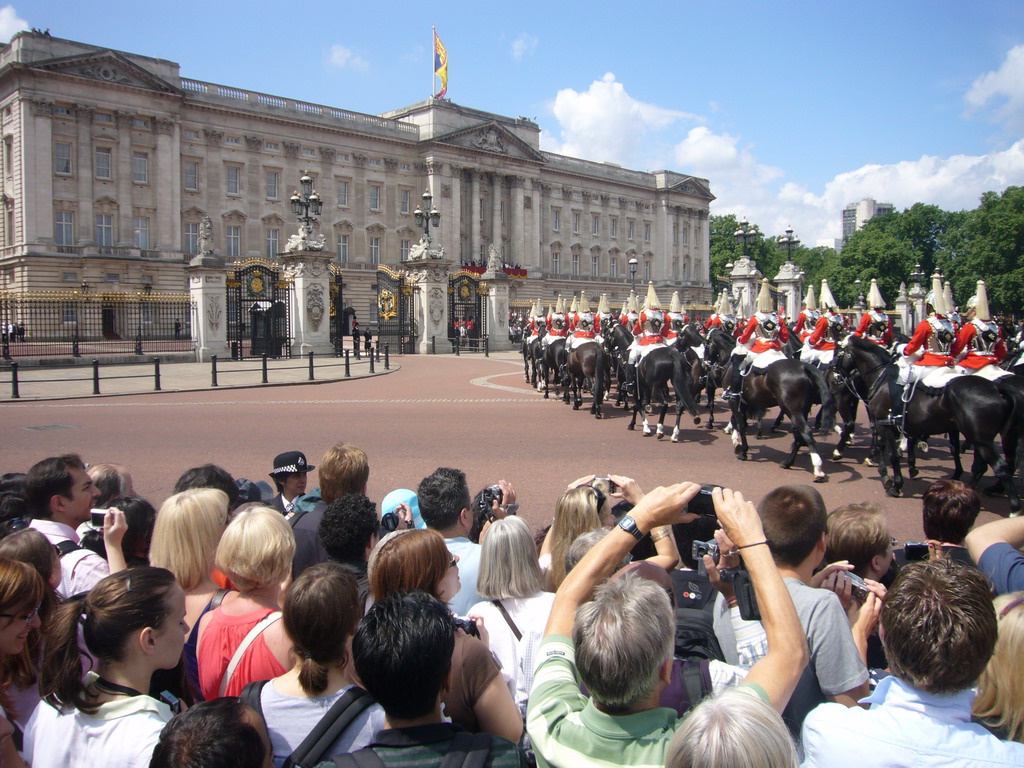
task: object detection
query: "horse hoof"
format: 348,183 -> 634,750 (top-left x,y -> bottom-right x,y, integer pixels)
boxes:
781,462 -> 793,470
917,441 -> 929,454
883,480 -> 901,498
693,416 -> 702,425
644,404 -> 653,414
862,458 -> 877,468
909,467 -> 919,478
813,474 -> 829,484
656,432 -> 665,440
834,425 -> 844,436
572,404 -> 580,410
705,421 -> 714,430
832,450 -> 843,461
594,413 -> 603,420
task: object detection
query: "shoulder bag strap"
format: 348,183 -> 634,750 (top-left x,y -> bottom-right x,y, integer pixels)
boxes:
679,661 -> 712,712
283,687 -> 374,768
209,588 -> 230,609
56,540 -> 82,557
492,600 -> 522,641
218,611 -> 283,697
239,679 -> 268,720
288,508 -> 310,528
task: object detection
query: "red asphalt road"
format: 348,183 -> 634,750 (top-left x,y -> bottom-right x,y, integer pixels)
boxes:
0,353 -> 1015,542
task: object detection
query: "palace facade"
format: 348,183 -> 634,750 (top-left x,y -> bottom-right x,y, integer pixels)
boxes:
0,31 -> 713,318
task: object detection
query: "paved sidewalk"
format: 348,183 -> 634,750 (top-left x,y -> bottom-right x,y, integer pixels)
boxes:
0,351 -> 400,401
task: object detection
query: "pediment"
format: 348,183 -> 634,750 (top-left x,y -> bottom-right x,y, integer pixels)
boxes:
669,177 -> 715,200
433,122 -> 545,163
183,206 -> 207,218
32,51 -> 180,95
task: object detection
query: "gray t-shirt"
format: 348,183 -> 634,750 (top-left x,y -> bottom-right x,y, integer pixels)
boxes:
713,577 -> 867,736
260,681 -> 387,768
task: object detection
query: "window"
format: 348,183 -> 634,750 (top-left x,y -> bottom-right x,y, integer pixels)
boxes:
184,221 -> 199,254
552,208 -> 561,232
400,189 -> 410,214
226,166 -> 240,195
55,211 -> 74,245
571,252 -> 580,275
265,141 -> 279,150
551,252 -> 560,273
226,136 -> 241,145
183,161 -> 199,191
132,118 -> 149,128
627,220 -> 634,240
337,180 -> 349,206
592,214 -> 599,236
303,148 -> 315,157
62,305 -> 77,324
399,162 -> 411,170
132,217 -> 149,248
62,272 -> 77,282
572,212 -> 581,234
132,152 -> 149,183
226,225 -> 240,257
95,214 -> 113,246
644,222 -> 651,242
54,142 -> 72,175
183,128 -> 199,139
369,236 -> 380,264
105,273 -> 119,283
369,185 -> 381,211
95,113 -> 113,123
611,217 -> 618,237
53,106 -> 72,116
336,233 -> 349,262
400,239 -> 411,260
3,136 -> 11,178
611,258 -> 619,279
591,255 -> 599,275
95,147 -> 112,179
643,261 -> 651,282
681,226 -> 688,245
265,171 -> 279,198
265,228 -> 279,258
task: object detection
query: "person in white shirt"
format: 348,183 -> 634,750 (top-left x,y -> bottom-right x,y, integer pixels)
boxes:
25,567 -> 188,768
25,454 -> 126,599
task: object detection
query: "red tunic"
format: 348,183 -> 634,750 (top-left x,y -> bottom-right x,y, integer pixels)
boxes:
904,317 -> 954,366
853,312 -> 893,346
571,312 -> 597,339
794,310 -> 817,342
737,313 -> 788,353
807,315 -> 839,351
952,321 -> 1006,369
632,310 -> 666,346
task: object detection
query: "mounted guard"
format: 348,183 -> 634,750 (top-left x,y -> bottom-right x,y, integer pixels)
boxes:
567,291 -> 602,351
944,281 -> 962,332
624,283 -> 669,389
542,296 -> 569,349
704,290 -> 739,337
665,291 -> 688,341
853,279 -> 893,347
526,299 -> 547,342
793,286 -> 820,344
724,279 -> 789,400
953,280 -> 1010,381
802,279 -> 844,368
619,292 -> 639,329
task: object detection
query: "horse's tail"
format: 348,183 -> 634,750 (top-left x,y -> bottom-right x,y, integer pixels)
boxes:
803,361 -> 837,433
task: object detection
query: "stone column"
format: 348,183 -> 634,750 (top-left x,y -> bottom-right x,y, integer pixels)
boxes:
115,111 -> 134,245
74,104 -> 95,245
729,256 -> 762,317
447,164 -> 462,262
280,250 -> 334,356
470,170 -> 481,262
156,118 -> 179,252
773,261 -> 804,319
491,173 -> 502,252
529,179 -> 542,270
186,252 -> 228,362
482,263 -> 512,351
406,258 -> 453,354
511,176 -> 525,265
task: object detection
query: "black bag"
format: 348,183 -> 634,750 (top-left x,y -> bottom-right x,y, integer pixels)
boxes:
334,731 -> 492,768
240,681 -> 375,768
674,606 -> 725,662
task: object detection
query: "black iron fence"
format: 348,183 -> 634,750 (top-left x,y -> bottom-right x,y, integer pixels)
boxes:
0,291 -> 194,359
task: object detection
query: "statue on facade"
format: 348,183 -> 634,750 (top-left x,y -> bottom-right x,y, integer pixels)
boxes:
472,127 -> 505,153
486,243 -> 502,272
285,219 -> 326,254
407,237 -> 446,262
198,216 -> 214,256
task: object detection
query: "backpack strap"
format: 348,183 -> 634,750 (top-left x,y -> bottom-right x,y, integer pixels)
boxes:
333,749 -> 387,768
239,679 -> 268,720
283,687 -> 375,768
492,600 -> 522,641
56,540 -> 82,557
679,660 -> 714,713
439,731 -> 492,768
218,611 -> 282,697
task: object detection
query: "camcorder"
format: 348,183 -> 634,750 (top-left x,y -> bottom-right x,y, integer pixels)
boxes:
380,509 -> 402,532
476,484 -> 503,516
591,477 -> 619,494
453,616 -> 479,638
719,567 -> 761,621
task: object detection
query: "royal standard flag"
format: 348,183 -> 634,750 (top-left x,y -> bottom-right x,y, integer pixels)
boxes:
434,30 -> 448,99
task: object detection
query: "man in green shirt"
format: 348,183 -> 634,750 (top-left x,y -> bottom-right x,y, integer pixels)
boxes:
526,484 -> 808,768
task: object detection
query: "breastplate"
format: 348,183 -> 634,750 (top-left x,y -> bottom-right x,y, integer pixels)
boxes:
644,310 -> 665,335
973,320 -> 999,353
721,316 -> 736,334
577,314 -> 594,331
803,310 -> 820,326
927,317 -> 954,354
755,313 -> 780,340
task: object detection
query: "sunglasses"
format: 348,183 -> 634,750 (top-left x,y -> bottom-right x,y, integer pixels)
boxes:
0,602 -> 41,624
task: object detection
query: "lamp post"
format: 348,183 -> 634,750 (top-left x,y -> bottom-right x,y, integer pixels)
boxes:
288,171 -> 324,251
853,278 -> 866,312
413,189 -> 441,245
628,257 -> 639,297
778,226 -> 800,265
733,219 -> 759,265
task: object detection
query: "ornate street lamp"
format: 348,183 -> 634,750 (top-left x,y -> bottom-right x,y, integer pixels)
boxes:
777,226 -> 800,264
733,219 -> 759,264
286,170 -> 325,253
628,257 -> 639,296
853,278 -> 866,312
413,189 -> 441,243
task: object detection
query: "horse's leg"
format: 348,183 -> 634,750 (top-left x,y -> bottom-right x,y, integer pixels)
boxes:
875,426 -> 903,496
730,403 -> 750,460
789,411 -> 828,482
948,431 -> 963,480
771,410 -> 786,433
656,397 -> 669,440
974,441 -> 1023,514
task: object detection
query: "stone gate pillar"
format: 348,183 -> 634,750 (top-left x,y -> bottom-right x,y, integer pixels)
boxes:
729,256 -> 762,318
774,261 -> 803,319
482,254 -> 511,351
186,252 -> 228,362
280,250 -> 333,356
894,282 -> 912,333
406,257 -> 452,354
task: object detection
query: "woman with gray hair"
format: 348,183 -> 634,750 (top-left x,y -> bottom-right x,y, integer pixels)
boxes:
469,515 -> 555,716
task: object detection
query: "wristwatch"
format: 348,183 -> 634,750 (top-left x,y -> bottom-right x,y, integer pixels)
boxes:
617,514 -> 644,541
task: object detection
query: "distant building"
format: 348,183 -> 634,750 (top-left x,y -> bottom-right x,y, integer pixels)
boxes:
841,198 -> 894,247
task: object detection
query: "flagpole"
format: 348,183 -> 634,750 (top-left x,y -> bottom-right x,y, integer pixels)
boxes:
431,26 -> 436,99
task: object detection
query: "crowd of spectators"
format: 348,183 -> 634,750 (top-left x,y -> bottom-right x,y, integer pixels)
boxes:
0,450 -> 1023,768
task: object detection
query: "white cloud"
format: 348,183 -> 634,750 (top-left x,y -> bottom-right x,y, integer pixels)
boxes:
543,73 -> 701,168
324,44 -> 368,72
0,6 -> 28,42
511,34 -> 538,61
964,44 -> 1024,131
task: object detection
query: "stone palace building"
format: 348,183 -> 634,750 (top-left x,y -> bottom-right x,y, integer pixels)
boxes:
0,30 -> 713,321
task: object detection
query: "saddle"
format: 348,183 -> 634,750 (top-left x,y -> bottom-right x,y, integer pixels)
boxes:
750,349 -> 787,371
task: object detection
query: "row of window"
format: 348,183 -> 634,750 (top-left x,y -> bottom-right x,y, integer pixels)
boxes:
551,208 -> 654,242
55,143 -> 153,183
549,252 -> 651,281
55,212 -> 151,248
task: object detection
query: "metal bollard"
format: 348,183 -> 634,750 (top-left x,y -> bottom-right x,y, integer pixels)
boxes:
344,349 -> 350,377
308,351 -> 315,381
375,344 -> 381,363
211,355 -> 218,387
262,355 -> 269,384
484,336 -> 489,358
455,336 -> 460,356
369,351 -> 375,373
431,336 -> 436,355
153,358 -> 161,391
92,359 -> 101,395
10,362 -> 18,399
384,343 -> 390,370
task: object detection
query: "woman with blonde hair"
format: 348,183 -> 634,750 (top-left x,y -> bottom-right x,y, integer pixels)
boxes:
368,528 -> 522,743
469,516 -> 554,717
973,591 -> 1024,742
149,488 -> 231,699
196,506 -> 295,699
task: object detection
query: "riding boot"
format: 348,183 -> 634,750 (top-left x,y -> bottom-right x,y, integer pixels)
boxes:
724,356 -> 744,400
877,368 -> 904,427
625,362 -> 637,392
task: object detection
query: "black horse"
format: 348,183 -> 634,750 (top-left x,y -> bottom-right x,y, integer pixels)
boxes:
834,336 -> 1022,512
522,331 -> 545,387
567,341 -> 606,418
703,328 -> 737,431
539,337 -> 569,401
627,346 -> 702,440
727,347 -> 837,482
673,323 -> 708,408
604,322 -> 634,409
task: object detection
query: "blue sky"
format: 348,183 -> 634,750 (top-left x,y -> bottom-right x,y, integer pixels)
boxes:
11,1 -> 1024,244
